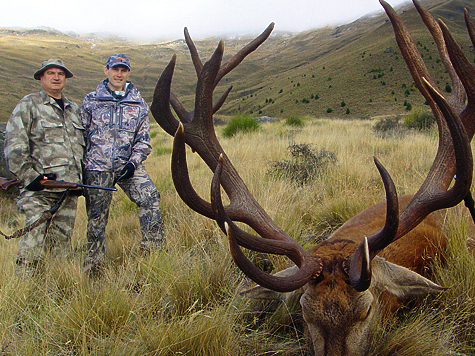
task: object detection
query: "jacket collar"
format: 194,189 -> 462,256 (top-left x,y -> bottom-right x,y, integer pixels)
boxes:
96,79 -> 140,103
39,87 -> 71,108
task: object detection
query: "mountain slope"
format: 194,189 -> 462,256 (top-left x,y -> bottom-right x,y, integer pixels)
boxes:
0,0 -> 473,122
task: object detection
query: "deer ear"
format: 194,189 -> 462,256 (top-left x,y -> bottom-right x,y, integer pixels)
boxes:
371,257 -> 447,297
240,266 -> 304,301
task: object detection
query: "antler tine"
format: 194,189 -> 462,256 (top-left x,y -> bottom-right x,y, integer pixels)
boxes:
397,78 -> 472,238
349,157 -> 399,292
151,54 -> 180,136
379,0 -> 440,116
213,85 -> 233,114
171,123 -> 214,218
211,157 -> 323,292
193,40 -> 224,124
366,157 -> 399,256
170,92 -> 193,124
348,237 -> 371,292
184,27 -> 203,75
413,0 -> 465,112
439,19 -> 475,136
215,23 -> 275,86
465,9 -> 475,48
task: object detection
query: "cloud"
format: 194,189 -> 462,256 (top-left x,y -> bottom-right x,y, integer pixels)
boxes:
0,0 -> 409,39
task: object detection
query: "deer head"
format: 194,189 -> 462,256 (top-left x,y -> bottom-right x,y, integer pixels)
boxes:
151,0 -> 475,354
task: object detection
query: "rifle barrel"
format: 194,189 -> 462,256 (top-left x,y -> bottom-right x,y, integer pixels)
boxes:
0,178 -> 117,192
77,183 -> 117,191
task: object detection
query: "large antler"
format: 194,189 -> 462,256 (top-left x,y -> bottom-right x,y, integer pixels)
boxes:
349,0 -> 474,292
379,0 -> 475,239
151,25 -> 326,292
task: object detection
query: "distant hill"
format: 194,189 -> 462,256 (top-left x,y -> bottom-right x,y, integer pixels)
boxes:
0,0 -> 473,122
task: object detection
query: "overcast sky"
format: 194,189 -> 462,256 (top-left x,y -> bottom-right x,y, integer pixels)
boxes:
0,0 -> 410,40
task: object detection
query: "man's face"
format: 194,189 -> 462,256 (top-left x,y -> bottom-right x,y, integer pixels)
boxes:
105,65 -> 130,91
40,67 -> 66,96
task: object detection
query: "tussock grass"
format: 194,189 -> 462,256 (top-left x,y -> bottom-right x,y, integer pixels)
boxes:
0,119 -> 474,355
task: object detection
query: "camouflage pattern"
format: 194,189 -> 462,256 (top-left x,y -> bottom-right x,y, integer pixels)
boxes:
106,53 -> 131,70
79,79 -> 151,172
15,190 -> 79,275
4,87 -> 84,188
3,87 -> 84,275
0,123 -> 15,180
83,165 -> 165,272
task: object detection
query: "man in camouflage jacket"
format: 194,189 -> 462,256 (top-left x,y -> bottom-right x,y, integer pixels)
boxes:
80,53 -> 165,274
4,58 -> 84,276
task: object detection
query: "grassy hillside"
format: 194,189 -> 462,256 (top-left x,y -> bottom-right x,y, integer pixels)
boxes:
1,117 -> 475,354
0,0 -> 474,122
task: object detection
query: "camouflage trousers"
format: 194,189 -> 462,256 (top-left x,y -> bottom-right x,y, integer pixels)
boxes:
15,190 -> 78,275
83,165 -> 165,272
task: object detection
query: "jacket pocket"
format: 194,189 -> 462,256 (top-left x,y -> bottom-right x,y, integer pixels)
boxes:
119,106 -> 140,132
72,121 -> 86,147
41,122 -> 65,143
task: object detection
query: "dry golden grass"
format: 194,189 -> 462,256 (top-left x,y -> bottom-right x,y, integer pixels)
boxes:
0,118 -> 474,355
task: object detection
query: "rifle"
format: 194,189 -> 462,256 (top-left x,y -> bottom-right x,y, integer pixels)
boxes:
0,177 -> 18,191
0,177 -> 117,191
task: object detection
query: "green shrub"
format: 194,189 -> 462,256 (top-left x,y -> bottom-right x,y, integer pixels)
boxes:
285,115 -> 304,127
373,115 -> 406,138
222,114 -> 260,138
267,143 -> 337,185
404,108 -> 435,130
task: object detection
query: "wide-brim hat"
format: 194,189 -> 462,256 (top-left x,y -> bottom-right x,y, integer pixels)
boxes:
34,58 -> 74,80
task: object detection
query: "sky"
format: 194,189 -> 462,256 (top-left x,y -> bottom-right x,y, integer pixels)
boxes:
0,0 -> 410,40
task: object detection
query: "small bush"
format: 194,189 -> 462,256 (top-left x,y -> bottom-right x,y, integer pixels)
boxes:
404,108 -> 435,130
222,114 -> 260,138
285,115 -> 304,127
373,116 -> 406,138
267,143 -> 337,185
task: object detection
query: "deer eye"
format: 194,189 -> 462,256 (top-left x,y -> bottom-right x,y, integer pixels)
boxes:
364,305 -> 372,320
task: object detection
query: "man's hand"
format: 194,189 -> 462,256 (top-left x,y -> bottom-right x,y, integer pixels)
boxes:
25,173 -> 57,191
117,163 -> 135,181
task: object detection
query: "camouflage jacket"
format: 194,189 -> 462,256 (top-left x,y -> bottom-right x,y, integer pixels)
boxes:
4,87 -> 84,191
79,79 -> 151,172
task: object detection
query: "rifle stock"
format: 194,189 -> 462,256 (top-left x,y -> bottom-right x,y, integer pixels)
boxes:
40,180 -> 80,190
0,177 -> 19,191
